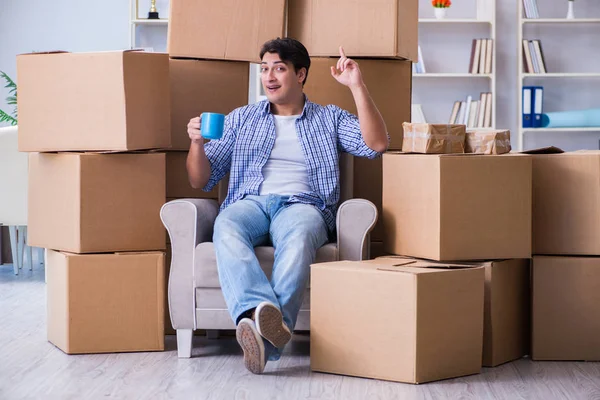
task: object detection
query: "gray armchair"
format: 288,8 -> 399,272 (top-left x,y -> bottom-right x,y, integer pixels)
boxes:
160,154 -> 378,358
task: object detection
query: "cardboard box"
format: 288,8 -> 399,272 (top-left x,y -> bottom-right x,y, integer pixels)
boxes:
28,152 -> 166,253
465,129 -> 511,155
402,123 -> 466,154
47,250 -> 165,354
532,151 -> 600,255
354,157 -> 383,241
166,152 -> 219,199
305,58 -> 412,237
17,51 -> 170,152
170,58 -> 249,150
168,0 -> 285,62
310,257 -> 484,384
532,256 -> 600,361
379,257 -> 531,367
382,153 -> 532,261
288,0 -> 418,61
303,58 -> 411,151
481,259 -> 530,366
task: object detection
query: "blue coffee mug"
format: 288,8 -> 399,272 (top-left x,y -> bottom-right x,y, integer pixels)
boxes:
201,112 -> 225,140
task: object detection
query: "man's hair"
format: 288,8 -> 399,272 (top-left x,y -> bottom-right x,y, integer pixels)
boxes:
259,37 -> 311,86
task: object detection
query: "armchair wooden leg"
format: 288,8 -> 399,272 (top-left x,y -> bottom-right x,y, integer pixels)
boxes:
9,226 -> 18,275
176,329 -> 193,358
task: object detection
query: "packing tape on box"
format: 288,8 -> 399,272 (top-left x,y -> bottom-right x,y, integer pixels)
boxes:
404,125 -> 465,153
465,132 -> 512,154
472,137 -> 511,154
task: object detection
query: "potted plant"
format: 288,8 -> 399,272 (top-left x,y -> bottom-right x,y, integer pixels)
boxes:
432,0 -> 452,19
0,71 -> 17,127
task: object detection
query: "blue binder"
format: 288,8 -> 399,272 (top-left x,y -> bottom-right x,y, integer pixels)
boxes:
522,86 -> 533,128
532,86 -> 544,128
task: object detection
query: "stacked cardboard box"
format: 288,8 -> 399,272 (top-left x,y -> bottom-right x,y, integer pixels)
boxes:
292,0 -> 416,251
311,255 -> 529,379
529,150 -> 600,361
164,0 -> 285,334
311,257 -> 485,384
379,150 -> 533,369
289,0 -> 489,385
17,51 -> 170,354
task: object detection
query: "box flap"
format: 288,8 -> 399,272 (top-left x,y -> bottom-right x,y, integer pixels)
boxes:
386,151 -> 482,158
19,50 -> 69,56
19,50 -> 142,56
312,258 -> 481,275
80,148 -> 168,155
46,149 -> 167,155
376,256 -> 482,271
521,146 -> 564,154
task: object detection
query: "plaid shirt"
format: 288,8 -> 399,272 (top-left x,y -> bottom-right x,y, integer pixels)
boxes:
203,97 -> 385,233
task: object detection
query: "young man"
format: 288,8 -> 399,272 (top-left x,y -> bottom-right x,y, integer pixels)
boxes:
186,38 -> 388,374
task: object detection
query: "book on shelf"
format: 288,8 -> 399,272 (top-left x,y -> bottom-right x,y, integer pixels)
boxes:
469,39 -> 493,74
413,45 -> 426,74
411,104 -> 427,123
529,41 -> 540,72
485,39 -> 493,74
532,40 -> 547,73
449,92 -> 493,128
468,101 -> 479,128
478,92 -> 487,128
522,0 -> 539,19
479,39 -> 487,73
449,101 -> 461,125
464,95 -> 473,125
457,101 -> 467,125
522,39 -> 547,73
484,93 -> 493,128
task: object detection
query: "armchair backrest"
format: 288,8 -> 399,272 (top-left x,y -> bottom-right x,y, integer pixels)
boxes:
217,153 -> 354,205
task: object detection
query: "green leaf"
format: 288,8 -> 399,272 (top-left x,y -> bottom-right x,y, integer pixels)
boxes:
0,109 -> 17,126
0,70 -> 17,124
0,71 -> 16,90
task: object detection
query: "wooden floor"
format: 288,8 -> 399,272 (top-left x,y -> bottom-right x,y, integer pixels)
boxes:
1,265 -> 600,400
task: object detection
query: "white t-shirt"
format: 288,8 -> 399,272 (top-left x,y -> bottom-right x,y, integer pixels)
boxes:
259,114 -> 312,196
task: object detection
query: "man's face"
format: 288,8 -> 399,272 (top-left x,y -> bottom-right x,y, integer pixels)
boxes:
260,52 -> 305,104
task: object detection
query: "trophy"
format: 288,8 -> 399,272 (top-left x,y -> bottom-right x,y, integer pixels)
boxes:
148,0 -> 159,19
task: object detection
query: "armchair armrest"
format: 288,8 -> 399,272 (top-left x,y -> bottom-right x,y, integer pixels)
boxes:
160,198 -> 219,329
336,199 -> 378,261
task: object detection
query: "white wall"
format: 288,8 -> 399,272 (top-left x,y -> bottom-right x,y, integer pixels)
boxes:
1,0 -> 599,150
0,0 -> 130,126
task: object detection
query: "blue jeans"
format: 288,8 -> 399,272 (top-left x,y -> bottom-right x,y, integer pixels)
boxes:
213,195 -> 329,361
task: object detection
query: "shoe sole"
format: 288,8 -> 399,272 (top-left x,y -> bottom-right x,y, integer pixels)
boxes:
236,319 -> 265,374
255,303 -> 292,349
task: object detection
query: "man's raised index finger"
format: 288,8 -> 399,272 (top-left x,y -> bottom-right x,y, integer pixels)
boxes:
339,46 -> 346,58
